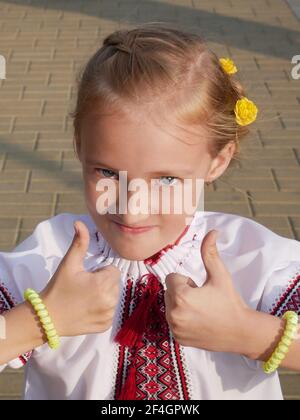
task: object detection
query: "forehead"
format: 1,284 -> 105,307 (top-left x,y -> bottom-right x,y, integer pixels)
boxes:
80,108 -> 210,171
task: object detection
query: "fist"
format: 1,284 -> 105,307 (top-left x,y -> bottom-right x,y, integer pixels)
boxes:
164,229 -> 251,354
41,220 -> 121,337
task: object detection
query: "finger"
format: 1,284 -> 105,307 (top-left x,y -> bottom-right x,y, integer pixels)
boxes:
93,264 -> 121,284
63,220 -> 90,270
186,277 -> 198,288
165,272 -> 193,294
200,229 -> 231,287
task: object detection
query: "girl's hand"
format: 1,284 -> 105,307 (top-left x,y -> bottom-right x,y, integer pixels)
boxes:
40,221 -> 121,337
164,230 -> 254,356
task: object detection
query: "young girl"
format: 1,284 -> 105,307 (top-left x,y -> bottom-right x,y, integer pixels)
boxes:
0,23 -> 300,401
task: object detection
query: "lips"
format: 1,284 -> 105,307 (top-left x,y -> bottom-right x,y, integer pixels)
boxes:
113,221 -> 155,234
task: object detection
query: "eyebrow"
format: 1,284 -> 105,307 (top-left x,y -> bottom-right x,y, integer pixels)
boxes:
86,160 -> 194,176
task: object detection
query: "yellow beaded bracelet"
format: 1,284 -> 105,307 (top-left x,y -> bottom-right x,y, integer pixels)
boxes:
24,288 -> 60,350
263,311 -> 299,374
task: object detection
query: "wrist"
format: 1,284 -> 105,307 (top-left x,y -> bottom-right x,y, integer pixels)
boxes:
2,300 -> 47,363
40,289 -> 63,337
25,288 -> 61,350
22,300 -> 48,346
240,307 -> 286,361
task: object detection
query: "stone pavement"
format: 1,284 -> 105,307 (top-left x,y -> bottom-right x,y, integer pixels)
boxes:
0,0 -> 299,400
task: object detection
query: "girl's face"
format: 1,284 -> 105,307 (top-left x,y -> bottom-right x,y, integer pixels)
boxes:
78,107 -> 234,261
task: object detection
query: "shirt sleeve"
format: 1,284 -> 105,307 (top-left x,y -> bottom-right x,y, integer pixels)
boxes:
240,239 -> 300,371
0,214 -> 65,372
258,259 -> 300,317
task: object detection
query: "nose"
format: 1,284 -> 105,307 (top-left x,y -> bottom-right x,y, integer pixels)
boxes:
115,188 -> 155,227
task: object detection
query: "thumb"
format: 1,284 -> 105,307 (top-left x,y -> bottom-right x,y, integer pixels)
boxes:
63,220 -> 90,270
165,273 -> 197,294
200,229 -> 230,287
186,277 -> 198,288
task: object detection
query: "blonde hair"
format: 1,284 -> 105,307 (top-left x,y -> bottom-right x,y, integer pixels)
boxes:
70,22 -> 251,169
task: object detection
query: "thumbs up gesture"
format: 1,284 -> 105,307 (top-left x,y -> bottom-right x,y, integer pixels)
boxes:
164,230 -> 253,355
40,221 -> 121,337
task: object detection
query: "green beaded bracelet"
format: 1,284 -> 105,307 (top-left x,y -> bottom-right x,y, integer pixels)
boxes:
24,288 -> 60,350
263,311 -> 299,374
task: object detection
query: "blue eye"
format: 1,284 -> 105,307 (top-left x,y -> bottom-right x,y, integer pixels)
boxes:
158,176 -> 179,186
95,169 -> 178,186
96,168 -> 118,179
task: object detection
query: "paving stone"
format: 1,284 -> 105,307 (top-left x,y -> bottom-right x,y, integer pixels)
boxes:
0,0 -> 299,401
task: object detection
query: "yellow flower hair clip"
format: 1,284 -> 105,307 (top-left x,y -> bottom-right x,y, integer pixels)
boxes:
219,57 -> 238,75
219,57 -> 258,126
234,97 -> 258,126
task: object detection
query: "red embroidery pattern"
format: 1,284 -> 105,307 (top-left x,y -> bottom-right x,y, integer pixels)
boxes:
0,281 -> 16,312
0,281 -> 33,365
113,274 -> 191,400
18,351 -> 33,366
144,224 -> 191,266
270,274 -> 300,317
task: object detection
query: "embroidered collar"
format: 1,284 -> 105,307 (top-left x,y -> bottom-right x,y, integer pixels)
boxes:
86,211 -> 205,283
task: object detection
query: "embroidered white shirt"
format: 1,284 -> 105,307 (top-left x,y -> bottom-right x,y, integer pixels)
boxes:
0,210 -> 299,400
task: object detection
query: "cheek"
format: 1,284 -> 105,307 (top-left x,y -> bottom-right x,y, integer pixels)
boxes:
161,180 -> 203,215
85,178 -> 119,217
83,174 -> 99,203
148,185 -> 184,214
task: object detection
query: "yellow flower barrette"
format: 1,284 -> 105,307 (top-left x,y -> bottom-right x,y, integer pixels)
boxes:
219,57 -> 237,75
219,57 -> 258,126
234,97 -> 258,126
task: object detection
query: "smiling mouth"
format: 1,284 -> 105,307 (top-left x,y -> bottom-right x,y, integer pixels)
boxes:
113,221 -> 156,234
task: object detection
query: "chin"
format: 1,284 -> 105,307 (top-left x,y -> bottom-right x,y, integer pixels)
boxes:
110,239 -> 158,261
114,246 -> 151,261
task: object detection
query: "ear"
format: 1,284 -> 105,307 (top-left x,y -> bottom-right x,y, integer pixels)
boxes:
206,141 -> 236,182
73,133 -> 82,162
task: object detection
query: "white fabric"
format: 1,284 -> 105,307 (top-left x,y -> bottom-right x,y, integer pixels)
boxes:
0,210 -> 299,400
